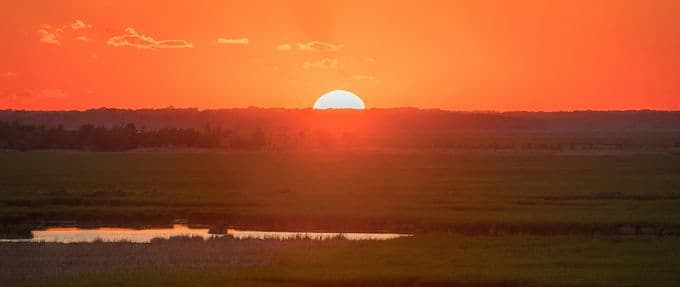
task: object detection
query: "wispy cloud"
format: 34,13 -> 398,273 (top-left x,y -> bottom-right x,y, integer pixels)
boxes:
38,28 -> 60,45
217,37 -> 249,45
107,28 -> 193,49
276,44 -> 292,51
277,41 -> 343,52
70,19 -> 91,30
298,41 -> 343,52
302,58 -> 338,69
75,35 -> 89,42
38,20 -> 92,46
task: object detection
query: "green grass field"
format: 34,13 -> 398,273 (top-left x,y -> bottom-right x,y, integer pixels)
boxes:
2,150 -> 680,286
1,150 -> 680,232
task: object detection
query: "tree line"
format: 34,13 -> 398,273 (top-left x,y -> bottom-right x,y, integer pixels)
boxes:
0,122 -> 269,151
1,120 -> 677,152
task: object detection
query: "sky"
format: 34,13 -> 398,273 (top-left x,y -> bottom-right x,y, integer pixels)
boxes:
0,0 -> 679,111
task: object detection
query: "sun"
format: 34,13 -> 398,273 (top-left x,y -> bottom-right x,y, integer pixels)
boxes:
313,90 -> 366,110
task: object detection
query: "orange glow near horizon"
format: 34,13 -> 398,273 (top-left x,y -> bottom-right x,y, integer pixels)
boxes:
1,0 -> 679,111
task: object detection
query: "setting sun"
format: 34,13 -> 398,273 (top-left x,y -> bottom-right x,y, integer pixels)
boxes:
313,90 -> 366,110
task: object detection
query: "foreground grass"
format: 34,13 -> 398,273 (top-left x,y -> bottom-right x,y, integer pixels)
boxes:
1,150 -> 680,233
2,235 -> 679,287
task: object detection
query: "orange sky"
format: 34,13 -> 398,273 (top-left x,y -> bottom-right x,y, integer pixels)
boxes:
1,0 -> 679,111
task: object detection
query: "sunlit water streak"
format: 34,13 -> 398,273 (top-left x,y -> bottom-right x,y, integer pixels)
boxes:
0,224 -> 411,243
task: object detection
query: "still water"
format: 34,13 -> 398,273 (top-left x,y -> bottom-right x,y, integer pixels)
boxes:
1,224 -> 410,243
